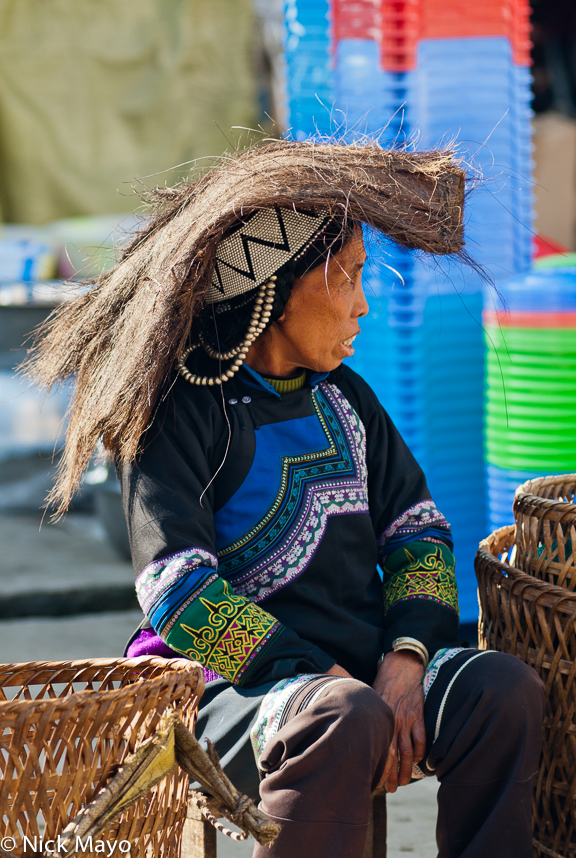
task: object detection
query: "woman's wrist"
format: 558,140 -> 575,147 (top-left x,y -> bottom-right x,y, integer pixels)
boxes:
378,649 -> 425,672
377,637 -> 429,670
373,650 -> 425,697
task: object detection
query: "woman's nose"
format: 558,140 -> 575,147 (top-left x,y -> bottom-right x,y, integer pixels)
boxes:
355,285 -> 369,318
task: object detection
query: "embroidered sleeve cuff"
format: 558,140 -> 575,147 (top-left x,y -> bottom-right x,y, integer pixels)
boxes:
382,540 -> 459,617
160,574 -> 282,685
378,500 -> 453,566
135,547 -> 283,685
381,540 -> 460,657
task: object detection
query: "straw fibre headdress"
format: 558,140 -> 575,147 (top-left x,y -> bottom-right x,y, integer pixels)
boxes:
28,138 -> 466,512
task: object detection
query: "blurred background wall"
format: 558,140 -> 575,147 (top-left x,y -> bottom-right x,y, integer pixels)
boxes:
0,0 -> 257,223
0,0 -> 263,492
531,0 -> 576,250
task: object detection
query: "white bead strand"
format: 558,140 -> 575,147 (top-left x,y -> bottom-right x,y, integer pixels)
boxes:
177,276 -> 277,386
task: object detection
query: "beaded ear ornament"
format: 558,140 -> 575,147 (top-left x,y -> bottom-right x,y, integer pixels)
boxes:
176,206 -> 331,386
176,276 -> 276,386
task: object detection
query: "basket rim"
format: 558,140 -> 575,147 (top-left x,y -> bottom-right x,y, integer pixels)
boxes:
515,472 -> 576,515
478,528 -> 576,608
0,655 -> 196,677
0,656 -> 204,716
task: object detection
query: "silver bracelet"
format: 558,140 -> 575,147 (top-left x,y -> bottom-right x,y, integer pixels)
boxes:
391,637 -> 429,666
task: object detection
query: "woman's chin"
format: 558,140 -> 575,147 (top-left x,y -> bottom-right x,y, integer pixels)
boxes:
338,342 -> 355,360
320,354 -> 346,372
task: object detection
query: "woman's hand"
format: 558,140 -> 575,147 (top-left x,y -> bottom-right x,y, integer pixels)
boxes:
373,650 -> 426,792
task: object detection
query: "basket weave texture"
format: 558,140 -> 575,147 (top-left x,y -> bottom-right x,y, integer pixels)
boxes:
0,656 -> 204,858
476,524 -> 576,858
514,474 -> 576,591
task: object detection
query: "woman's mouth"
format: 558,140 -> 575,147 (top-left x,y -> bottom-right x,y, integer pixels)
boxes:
340,334 -> 357,355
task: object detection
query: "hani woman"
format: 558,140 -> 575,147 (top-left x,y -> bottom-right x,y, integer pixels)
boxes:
30,141 -> 544,858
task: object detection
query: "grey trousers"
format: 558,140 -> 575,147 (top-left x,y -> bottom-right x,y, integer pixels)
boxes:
195,650 -> 545,858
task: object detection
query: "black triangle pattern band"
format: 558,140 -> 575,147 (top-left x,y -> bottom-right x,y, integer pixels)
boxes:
207,207 -> 331,304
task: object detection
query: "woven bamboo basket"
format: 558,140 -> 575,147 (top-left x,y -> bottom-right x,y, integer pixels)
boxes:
0,656 -> 204,858
514,474 -> 576,590
476,525 -> 576,858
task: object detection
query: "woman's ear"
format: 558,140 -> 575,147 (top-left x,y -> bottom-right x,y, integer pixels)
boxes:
275,292 -> 292,325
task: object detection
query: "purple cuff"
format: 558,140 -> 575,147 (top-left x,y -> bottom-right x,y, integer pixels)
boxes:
125,627 -> 221,683
126,627 -> 178,659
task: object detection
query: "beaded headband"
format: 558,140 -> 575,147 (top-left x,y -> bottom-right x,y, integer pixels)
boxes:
207,206 -> 332,304
179,206 -> 335,386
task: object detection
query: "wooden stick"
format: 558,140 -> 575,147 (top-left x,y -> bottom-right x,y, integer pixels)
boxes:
173,717 -> 280,846
45,709 -> 279,857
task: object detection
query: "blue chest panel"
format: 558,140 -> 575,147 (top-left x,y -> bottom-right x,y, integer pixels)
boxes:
211,383 -> 370,604
214,413 -> 330,550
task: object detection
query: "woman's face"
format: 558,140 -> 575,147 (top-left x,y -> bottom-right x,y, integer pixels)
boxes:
246,229 -> 368,377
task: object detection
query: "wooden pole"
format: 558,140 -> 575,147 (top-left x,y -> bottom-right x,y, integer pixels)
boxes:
181,798 -> 217,858
363,792 -> 387,858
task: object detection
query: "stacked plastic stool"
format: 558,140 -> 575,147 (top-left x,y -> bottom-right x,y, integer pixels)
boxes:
282,0 -> 534,623
484,268 -> 576,531
284,0 -> 334,138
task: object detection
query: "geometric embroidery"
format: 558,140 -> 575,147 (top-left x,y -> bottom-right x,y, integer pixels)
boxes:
383,541 -> 459,615
422,647 -> 464,698
250,673 -> 354,767
250,674 -> 321,764
218,382 -> 369,601
163,577 -> 281,684
378,499 -> 452,562
136,547 -> 218,620
209,207 -> 332,304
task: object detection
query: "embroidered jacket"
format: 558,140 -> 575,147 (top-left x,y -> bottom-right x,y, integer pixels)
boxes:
121,364 -> 458,687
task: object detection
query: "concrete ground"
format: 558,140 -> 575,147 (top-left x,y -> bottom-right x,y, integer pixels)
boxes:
0,512 -> 134,595
0,510 -> 440,857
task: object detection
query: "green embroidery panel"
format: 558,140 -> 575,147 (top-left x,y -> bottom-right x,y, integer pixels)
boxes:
383,541 -> 459,615
164,576 -> 281,684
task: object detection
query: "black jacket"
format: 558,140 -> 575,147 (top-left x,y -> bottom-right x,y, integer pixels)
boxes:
121,364 -> 458,687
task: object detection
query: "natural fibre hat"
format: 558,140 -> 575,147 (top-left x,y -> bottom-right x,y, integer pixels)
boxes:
180,207 -> 355,387
150,139 -> 466,310
27,138 -> 467,513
